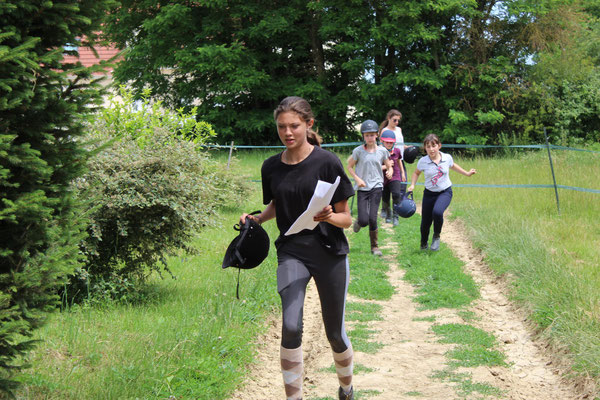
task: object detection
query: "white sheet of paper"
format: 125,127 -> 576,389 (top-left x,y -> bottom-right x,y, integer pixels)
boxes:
284,176 -> 341,236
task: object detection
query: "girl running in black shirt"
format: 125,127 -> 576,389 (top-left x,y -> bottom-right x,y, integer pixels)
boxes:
241,96 -> 356,400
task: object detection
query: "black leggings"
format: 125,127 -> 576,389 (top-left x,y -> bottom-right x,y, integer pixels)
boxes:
382,180 -> 406,214
420,187 -> 453,245
277,234 -> 350,353
356,187 -> 382,231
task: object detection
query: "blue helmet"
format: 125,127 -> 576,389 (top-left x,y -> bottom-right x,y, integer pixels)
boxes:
394,191 -> 416,218
360,119 -> 379,134
380,129 -> 396,143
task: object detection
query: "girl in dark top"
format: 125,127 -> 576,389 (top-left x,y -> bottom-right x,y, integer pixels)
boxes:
241,96 -> 356,400
380,129 -> 405,226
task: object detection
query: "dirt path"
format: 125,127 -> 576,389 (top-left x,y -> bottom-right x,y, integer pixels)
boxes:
230,215 -> 587,399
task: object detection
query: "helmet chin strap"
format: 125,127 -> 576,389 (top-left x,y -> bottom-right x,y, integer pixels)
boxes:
236,269 -> 241,300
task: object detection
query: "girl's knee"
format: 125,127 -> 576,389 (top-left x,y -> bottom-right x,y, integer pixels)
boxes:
358,215 -> 369,227
327,332 -> 348,354
281,322 -> 302,349
432,210 -> 445,221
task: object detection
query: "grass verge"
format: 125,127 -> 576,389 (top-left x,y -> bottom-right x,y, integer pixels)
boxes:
15,181 -> 280,400
347,226 -> 395,301
449,149 -> 600,385
433,324 -> 507,368
387,213 -> 479,310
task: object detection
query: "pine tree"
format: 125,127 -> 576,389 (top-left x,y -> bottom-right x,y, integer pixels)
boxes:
0,0 -> 115,393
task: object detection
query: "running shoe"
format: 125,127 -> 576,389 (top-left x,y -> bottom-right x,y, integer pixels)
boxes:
430,236 -> 441,251
338,386 -> 354,400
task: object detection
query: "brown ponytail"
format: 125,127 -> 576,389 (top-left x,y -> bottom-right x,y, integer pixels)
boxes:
306,130 -> 322,146
274,96 -> 323,147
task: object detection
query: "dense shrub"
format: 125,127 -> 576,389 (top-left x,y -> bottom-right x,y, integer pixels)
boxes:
0,0 -> 114,394
68,91 -> 249,302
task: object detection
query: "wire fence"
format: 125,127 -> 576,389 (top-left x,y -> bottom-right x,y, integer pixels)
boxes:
205,142 -> 600,153
207,139 -> 600,215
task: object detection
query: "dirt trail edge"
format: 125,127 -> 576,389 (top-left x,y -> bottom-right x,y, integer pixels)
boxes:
230,216 -> 586,400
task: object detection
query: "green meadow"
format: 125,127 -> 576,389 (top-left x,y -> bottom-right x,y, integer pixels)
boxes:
13,147 -> 600,399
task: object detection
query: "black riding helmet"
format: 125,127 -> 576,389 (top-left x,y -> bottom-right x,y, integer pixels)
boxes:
222,211 -> 270,270
403,146 -> 419,164
222,211 -> 270,298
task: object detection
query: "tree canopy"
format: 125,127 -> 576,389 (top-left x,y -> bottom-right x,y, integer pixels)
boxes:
104,0 -> 600,145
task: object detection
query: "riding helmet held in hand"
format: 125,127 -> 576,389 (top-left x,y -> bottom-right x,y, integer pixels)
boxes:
222,211 -> 270,270
394,191 -> 416,218
403,146 -> 419,164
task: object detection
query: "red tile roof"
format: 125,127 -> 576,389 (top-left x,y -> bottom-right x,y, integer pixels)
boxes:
62,46 -> 121,75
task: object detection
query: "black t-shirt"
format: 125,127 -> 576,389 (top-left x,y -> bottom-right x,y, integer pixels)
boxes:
261,146 -> 355,255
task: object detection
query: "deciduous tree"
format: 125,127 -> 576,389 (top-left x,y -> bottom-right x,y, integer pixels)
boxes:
105,0 -> 600,145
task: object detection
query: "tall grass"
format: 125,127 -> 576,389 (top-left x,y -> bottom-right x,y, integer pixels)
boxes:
15,172 -> 281,399
447,149 -> 600,379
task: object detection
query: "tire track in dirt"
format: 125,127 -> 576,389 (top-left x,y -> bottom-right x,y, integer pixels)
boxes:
230,215 -> 587,399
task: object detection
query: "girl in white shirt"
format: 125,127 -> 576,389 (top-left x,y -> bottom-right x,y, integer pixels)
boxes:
408,134 -> 476,251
